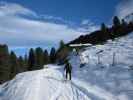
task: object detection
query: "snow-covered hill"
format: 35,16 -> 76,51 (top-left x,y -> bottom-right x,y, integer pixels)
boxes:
0,32 -> 133,100
0,67 -> 88,100
0,65 -> 117,100
69,32 -> 133,100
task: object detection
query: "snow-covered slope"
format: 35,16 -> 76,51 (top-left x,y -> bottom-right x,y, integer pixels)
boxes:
69,32 -> 133,100
0,66 -> 117,100
0,32 -> 133,100
0,67 -> 90,100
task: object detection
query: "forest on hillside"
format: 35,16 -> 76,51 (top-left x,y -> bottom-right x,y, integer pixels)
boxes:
69,16 -> 133,44
0,44 -> 62,84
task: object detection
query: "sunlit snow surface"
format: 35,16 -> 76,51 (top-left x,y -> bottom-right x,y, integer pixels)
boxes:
0,66 -> 118,100
70,32 -> 133,100
0,32 -> 133,100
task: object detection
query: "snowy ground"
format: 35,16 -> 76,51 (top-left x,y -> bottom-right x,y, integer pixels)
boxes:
0,66 -> 119,100
0,32 -> 133,100
69,32 -> 133,100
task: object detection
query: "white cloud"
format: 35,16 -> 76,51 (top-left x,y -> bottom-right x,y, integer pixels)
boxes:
81,19 -> 91,25
115,0 -> 133,19
0,2 -> 97,48
78,19 -> 99,32
0,1 -> 37,17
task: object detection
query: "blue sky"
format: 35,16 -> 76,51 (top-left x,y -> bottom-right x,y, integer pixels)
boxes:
3,0 -> 121,24
0,0 -> 133,56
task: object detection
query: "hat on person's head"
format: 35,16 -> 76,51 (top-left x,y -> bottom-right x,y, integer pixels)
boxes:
65,58 -> 69,63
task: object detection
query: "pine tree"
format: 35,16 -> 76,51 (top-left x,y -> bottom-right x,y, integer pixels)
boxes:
56,40 -> 70,65
43,49 -> 49,64
112,16 -> 121,37
18,56 -> 25,72
28,48 -> 35,70
121,19 -> 128,35
24,54 -> 28,69
113,16 -> 121,27
121,19 -> 127,27
0,45 -> 10,83
100,23 -> 109,40
50,47 -> 56,63
35,47 -> 44,69
59,40 -> 65,49
101,23 -> 107,32
10,51 -> 19,79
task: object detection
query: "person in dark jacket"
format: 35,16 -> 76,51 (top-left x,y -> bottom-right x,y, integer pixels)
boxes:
64,59 -> 72,80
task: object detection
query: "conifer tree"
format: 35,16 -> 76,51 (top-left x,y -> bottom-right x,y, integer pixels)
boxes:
59,40 -> 65,49
113,16 -> 121,27
50,47 -> 56,63
28,48 -> 35,70
35,47 -> 44,69
10,51 -> 19,79
121,19 -> 127,27
43,49 -> 49,64
0,45 -> 10,83
101,23 -> 107,32
18,56 -> 25,72
101,23 -> 109,40
24,54 -> 28,69
112,16 -> 121,37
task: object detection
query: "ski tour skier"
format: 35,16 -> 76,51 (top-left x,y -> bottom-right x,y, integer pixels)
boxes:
64,59 -> 72,80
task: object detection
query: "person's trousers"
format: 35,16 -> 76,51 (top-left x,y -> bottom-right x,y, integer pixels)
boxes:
66,71 -> 71,80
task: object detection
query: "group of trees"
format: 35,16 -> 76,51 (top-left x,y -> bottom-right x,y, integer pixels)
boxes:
0,45 -> 26,83
69,16 -> 133,44
0,45 -> 58,84
28,47 -> 57,70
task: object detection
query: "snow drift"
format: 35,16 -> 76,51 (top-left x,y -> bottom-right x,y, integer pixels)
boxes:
0,67 -> 91,100
0,65 -> 118,100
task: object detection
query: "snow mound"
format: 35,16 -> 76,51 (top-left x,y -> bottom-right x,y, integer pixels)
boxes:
0,67 -> 90,100
0,65 -> 118,100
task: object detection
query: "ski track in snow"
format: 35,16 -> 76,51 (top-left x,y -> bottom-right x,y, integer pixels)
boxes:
49,78 -> 62,100
72,79 -> 116,100
0,67 -> 118,100
42,70 -> 117,100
